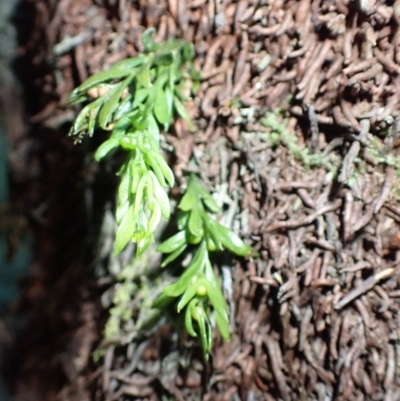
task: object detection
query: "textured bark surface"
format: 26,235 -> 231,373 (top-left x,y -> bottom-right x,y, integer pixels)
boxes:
7,1 -> 400,400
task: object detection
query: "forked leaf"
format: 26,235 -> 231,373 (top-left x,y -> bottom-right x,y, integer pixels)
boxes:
200,192 -> 220,214
174,96 -> 193,130
163,273 -> 196,299
204,261 -> 229,321
132,175 -> 148,218
99,75 -> 133,129
185,300 -> 198,337
136,235 -> 152,258
116,200 -> 129,224
163,243 -> 207,292
193,307 -> 212,359
187,240 -> 207,272
191,179 -> 220,213
177,282 -> 201,312
87,102 -> 103,136
215,310 -> 230,340
188,207 -> 204,238
70,102 -> 93,136
94,137 -> 120,161
118,171 -> 131,205
66,94 -> 87,106
143,149 -> 167,187
160,244 -> 187,267
69,69 -> 131,98
158,230 -> 186,253
203,214 -> 223,251
165,86 -> 174,123
154,86 -> 170,126
204,280 -> 228,323
146,113 -> 160,143
152,152 -> 174,187
178,211 -> 190,230
209,220 -> 252,257
132,88 -> 150,108
152,291 -> 175,309
110,55 -> 146,71
149,172 -> 170,219
179,186 -> 197,211
114,95 -> 132,120
130,164 -> 141,195
114,204 -> 136,254
147,201 -> 161,233
110,116 -> 132,138
131,109 -> 148,130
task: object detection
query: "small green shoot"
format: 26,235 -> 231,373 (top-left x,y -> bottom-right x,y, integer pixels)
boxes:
154,175 -> 252,359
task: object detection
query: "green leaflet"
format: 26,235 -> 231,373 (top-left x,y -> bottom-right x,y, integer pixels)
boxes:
68,69 -> 132,100
136,235 -> 152,258
87,102 -> 103,136
151,152 -> 174,187
177,281 -> 202,312
188,207 -> 203,238
160,244 -> 187,267
179,185 -> 196,211
130,164 -> 141,195
146,113 -> 160,143
70,100 -> 98,136
94,137 -> 120,161
158,230 -> 187,253
110,116 -> 132,138
116,200 -> 129,225
114,95 -> 133,121
192,306 -> 212,359
204,261 -> 228,322
215,310 -> 230,340
114,204 -> 136,254
154,86 -> 170,126
174,96 -> 193,129
148,201 -> 161,233
132,175 -> 148,218
178,211 -> 190,230
203,214 -> 223,251
185,300 -> 198,337
132,88 -> 150,109
149,171 -> 170,219
109,55 -> 146,71
118,170 -> 131,206
165,86 -> 174,122
98,75 -> 134,129
163,272 -> 197,299
132,111 -> 149,131
208,219 -> 252,256
136,66 -> 152,88
162,242 -> 207,291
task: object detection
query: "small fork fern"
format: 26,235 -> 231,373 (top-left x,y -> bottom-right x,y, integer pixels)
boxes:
155,175 -> 251,358
67,28 -> 198,257
68,29 -> 251,359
